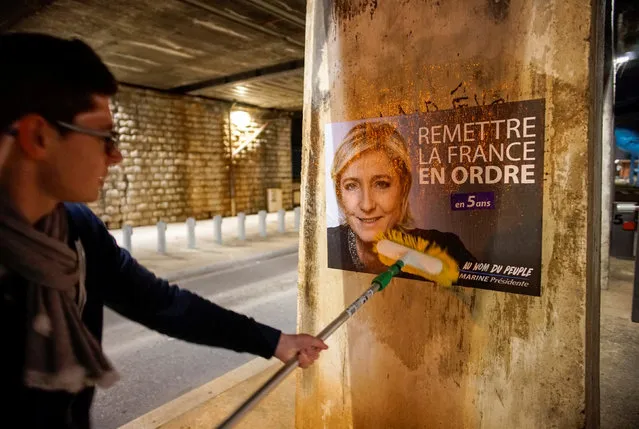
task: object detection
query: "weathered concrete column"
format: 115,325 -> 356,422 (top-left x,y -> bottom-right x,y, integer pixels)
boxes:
297,1 -> 603,428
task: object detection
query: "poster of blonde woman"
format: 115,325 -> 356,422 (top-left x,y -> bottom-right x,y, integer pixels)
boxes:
325,100 -> 545,296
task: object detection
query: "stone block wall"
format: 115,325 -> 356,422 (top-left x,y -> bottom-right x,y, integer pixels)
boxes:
88,86 -> 293,228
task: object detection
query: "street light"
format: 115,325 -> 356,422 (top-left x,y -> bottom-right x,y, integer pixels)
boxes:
230,110 -> 251,129
615,54 -> 631,66
615,51 -> 637,70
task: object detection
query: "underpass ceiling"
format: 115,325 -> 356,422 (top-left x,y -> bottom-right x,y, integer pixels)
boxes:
3,0 -> 306,110
191,67 -> 305,111
1,0 -> 638,121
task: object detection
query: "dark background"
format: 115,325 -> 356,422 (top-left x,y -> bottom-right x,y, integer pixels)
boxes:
613,0 -> 639,136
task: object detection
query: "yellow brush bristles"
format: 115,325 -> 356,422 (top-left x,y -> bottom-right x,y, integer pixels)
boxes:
373,229 -> 460,287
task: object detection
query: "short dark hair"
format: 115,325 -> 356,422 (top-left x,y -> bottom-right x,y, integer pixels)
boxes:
0,32 -> 117,133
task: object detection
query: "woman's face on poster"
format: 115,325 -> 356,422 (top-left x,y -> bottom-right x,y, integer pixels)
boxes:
339,150 -> 403,243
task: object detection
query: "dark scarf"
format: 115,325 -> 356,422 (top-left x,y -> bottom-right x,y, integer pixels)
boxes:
0,194 -> 119,393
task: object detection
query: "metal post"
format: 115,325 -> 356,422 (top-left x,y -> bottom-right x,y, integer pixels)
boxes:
214,215 -> 223,244
187,217 -> 196,249
278,209 -> 285,233
258,210 -> 267,237
157,221 -> 167,254
238,212 -> 246,241
294,206 -> 301,231
123,225 -> 133,252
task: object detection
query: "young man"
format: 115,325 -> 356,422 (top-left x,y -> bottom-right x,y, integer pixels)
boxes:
0,32 -> 326,428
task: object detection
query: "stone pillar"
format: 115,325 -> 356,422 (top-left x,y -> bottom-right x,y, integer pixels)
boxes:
297,1 -> 604,428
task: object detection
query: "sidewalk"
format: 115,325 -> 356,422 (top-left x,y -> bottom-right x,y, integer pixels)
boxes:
120,358 -> 295,429
109,210 -> 301,280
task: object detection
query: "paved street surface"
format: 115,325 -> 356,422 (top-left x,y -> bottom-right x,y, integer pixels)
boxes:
92,252 -> 299,429
601,257 -> 639,429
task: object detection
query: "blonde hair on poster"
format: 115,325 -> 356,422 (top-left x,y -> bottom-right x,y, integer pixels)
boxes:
330,121 -> 413,229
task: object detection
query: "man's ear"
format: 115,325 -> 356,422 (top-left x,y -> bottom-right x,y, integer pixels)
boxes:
14,115 -> 56,160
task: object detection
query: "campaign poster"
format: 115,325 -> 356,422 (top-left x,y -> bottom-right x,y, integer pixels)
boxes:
325,100 -> 545,296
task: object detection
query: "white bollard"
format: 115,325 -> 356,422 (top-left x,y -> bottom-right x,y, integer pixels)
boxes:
238,212 -> 246,241
278,209 -> 286,233
157,221 -> 167,254
123,224 -> 133,252
213,215 -> 223,244
187,217 -> 196,249
258,210 -> 267,237
294,206 -> 301,231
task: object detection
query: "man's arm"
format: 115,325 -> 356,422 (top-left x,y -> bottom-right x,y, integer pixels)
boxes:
69,203 -> 306,359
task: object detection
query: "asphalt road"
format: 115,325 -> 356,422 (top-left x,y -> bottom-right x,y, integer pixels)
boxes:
92,252 -> 299,429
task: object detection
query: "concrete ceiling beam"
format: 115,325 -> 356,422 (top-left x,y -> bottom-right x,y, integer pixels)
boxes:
169,58 -> 303,94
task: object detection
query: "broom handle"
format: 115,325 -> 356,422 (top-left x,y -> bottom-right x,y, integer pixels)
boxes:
215,282 -> 382,429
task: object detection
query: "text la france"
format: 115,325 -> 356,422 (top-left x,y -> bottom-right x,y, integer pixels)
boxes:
417,116 -> 538,185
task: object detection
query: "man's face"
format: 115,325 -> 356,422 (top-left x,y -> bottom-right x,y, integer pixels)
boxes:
39,95 -> 122,203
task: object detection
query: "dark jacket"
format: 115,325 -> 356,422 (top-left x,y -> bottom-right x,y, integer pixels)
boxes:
1,203 -> 281,428
326,224 -> 476,281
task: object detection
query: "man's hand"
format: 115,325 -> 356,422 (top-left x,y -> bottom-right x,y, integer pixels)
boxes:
274,333 -> 328,368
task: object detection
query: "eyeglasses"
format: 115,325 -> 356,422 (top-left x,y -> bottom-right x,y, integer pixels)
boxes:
3,121 -> 120,155
56,121 -> 119,155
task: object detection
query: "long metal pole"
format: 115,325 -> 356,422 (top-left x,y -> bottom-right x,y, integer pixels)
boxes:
215,282 -> 382,429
